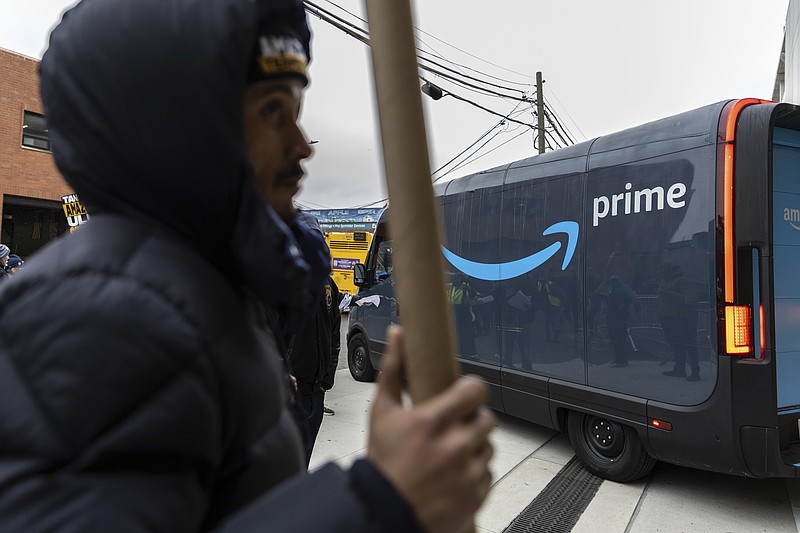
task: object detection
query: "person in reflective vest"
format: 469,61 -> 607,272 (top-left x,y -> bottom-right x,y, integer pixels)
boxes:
449,273 -> 477,357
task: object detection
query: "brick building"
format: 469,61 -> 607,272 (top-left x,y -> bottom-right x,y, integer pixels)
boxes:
0,47 -> 73,259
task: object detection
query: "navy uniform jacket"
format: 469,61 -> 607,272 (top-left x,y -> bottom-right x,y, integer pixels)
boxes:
288,278 -> 341,393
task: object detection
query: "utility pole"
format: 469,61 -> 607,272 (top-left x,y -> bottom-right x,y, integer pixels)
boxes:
536,71 -> 545,154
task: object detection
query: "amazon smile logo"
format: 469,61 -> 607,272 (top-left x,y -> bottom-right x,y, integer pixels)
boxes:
784,207 -> 800,231
441,221 -> 579,281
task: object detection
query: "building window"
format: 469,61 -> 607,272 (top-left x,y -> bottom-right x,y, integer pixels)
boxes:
21,110 -> 50,151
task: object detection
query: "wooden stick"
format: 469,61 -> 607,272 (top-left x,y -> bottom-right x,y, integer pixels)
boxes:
363,0 -> 457,403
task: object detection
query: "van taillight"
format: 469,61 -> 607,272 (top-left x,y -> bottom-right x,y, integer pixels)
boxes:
759,304 -> 765,358
719,99 -> 770,359
725,305 -> 752,355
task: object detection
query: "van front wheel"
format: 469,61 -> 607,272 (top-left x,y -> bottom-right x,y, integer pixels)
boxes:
348,333 -> 376,382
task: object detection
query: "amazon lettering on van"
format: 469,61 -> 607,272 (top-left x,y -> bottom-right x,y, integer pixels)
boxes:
785,207 -> 800,224
592,182 -> 687,227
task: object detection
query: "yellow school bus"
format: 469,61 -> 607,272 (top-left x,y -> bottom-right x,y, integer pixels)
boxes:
326,230 -> 373,296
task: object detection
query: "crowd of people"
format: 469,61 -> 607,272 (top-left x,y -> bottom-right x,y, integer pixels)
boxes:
0,243 -> 23,281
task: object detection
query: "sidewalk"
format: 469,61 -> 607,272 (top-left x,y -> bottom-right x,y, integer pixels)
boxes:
310,367 -> 799,533
309,367 -> 567,532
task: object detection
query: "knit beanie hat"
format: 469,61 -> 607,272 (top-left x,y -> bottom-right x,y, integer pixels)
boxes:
247,17 -> 310,87
0,244 -> 10,260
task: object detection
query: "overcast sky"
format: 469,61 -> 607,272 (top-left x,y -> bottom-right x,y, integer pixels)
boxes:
0,0 -> 790,209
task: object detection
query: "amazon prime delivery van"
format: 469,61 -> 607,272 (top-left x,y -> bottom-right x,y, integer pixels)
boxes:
347,99 -> 800,482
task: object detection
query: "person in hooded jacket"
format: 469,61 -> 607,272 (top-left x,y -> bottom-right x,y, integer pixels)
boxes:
0,0 -> 495,532
5,254 -> 24,274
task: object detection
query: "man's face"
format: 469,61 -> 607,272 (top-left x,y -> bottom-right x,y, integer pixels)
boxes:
0,256 -> 8,267
243,79 -> 312,219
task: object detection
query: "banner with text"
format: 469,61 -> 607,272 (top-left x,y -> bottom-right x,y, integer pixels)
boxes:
302,208 -> 384,232
61,194 -> 89,232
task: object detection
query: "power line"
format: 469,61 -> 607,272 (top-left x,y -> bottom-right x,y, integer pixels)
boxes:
304,1 -> 369,44
543,104 -> 573,146
432,100 -> 530,179
303,0 -> 581,204
544,129 -> 562,150
416,42 -> 535,89
418,59 -> 531,102
304,0 -> 579,150
543,99 -> 576,144
433,84 -> 536,129
315,0 -> 535,87
305,2 -> 535,109
432,123 -> 503,180
544,89 -> 587,141
410,22 -> 537,83
305,1 -> 583,145
435,129 -> 506,181
347,198 -> 389,209
295,199 -> 333,209
444,128 -> 531,179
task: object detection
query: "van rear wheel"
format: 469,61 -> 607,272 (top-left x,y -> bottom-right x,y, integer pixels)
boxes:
568,410 -> 656,482
348,333 -> 376,382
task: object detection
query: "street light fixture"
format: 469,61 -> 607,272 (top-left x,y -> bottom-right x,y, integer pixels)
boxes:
420,81 -> 444,101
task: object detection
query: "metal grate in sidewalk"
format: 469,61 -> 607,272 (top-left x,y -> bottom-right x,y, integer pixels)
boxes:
502,457 -> 603,533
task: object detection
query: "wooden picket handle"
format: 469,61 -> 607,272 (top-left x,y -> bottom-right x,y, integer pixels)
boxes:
363,0 -> 458,403
364,8 -> 479,530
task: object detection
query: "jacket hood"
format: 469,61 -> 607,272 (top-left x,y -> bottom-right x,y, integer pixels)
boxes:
40,0 -> 328,316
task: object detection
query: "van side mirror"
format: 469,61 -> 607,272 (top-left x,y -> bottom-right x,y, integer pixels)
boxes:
353,263 -> 368,287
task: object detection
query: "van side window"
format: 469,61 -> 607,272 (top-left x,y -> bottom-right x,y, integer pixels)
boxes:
375,240 -> 393,283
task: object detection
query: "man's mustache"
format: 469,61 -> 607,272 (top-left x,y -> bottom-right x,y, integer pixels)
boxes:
276,164 -> 304,183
